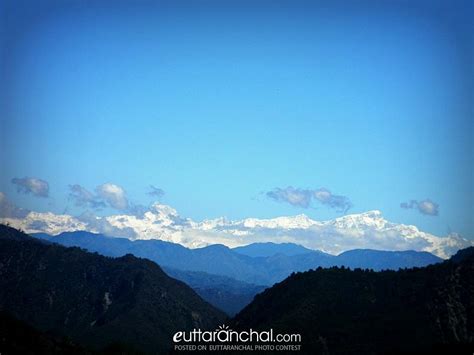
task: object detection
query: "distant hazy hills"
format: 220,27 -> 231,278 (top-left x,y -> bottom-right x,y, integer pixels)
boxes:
34,231 -> 442,287
336,249 -> 442,271
233,242 -> 314,257
0,225 -> 225,353
233,247 -> 474,354
30,231 -> 442,317
163,267 -> 266,316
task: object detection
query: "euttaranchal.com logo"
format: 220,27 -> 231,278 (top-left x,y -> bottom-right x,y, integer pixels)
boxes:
173,324 -> 302,352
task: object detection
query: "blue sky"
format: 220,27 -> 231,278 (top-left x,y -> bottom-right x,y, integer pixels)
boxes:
1,0 -> 472,239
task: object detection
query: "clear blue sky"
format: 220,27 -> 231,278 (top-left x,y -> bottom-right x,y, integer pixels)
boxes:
1,0 -> 472,239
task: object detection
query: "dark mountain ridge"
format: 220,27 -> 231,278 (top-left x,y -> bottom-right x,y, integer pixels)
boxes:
232,247 -> 474,354
0,311 -> 90,355
336,248 -> 442,270
0,225 -> 226,353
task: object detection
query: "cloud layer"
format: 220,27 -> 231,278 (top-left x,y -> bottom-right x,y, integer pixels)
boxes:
266,187 -> 313,208
0,192 -> 30,218
401,199 -> 439,216
67,183 -> 155,218
69,184 -> 106,209
11,177 -> 49,197
96,183 -> 129,210
313,188 -> 353,213
267,186 -> 352,213
68,183 -> 129,211
148,185 -> 165,198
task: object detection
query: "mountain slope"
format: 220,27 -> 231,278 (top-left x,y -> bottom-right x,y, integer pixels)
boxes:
34,231 -> 267,284
0,311 -> 90,355
232,247 -> 474,354
0,225 -> 226,353
35,231 -> 265,315
233,242 -> 313,257
163,267 -> 266,316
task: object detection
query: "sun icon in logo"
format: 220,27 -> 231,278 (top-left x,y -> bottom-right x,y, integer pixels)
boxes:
216,324 -> 231,332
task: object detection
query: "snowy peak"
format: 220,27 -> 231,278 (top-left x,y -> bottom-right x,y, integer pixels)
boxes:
197,217 -> 230,230
238,214 -> 318,229
330,210 -> 387,229
149,202 -> 179,218
196,214 -> 318,231
1,211 -> 87,236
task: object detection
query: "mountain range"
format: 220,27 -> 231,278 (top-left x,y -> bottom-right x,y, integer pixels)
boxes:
30,230 -> 442,316
233,242 -> 314,257
1,224 -> 473,354
33,231 -> 442,287
1,205 -> 471,259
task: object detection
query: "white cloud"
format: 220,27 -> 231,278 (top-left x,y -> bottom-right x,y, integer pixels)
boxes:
266,186 -> 312,208
11,177 -> 49,197
69,184 -> 106,209
312,188 -> 352,213
96,183 -> 129,210
70,183 -> 144,214
266,186 -> 352,212
401,199 -> 439,216
148,185 -> 165,198
0,192 -> 30,218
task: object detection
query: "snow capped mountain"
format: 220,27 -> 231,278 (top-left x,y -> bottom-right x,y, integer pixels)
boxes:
1,212 -> 88,235
238,214 -> 320,229
106,203 -> 187,233
1,204 -> 471,259
194,214 -> 319,234
329,210 -> 387,229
